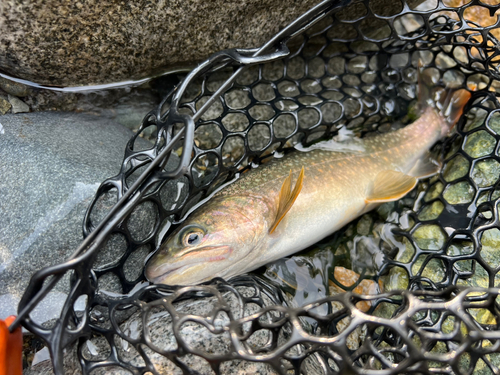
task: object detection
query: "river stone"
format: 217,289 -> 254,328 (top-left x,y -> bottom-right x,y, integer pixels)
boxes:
7,94 -> 29,113
0,111 -> 154,323
0,76 -> 31,97
0,0 -> 320,87
442,181 -> 475,205
27,286 -> 282,375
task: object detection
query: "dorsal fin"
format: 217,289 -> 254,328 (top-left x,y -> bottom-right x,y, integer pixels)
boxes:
269,167 -> 305,234
365,170 -> 417,204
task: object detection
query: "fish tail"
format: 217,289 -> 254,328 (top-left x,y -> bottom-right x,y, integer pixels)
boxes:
438,88 -> 471,135
418,65 -> 471,136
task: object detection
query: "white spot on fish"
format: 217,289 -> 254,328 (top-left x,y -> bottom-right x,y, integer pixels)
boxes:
0,123 -> 4,135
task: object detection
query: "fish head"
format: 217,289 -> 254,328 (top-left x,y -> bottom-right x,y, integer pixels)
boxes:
145,195 -> 268,285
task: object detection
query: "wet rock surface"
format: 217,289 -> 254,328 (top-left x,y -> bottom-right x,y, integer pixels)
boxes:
0,111 -> 153,322
0,0 -> 320,87
27,285 -> 283,375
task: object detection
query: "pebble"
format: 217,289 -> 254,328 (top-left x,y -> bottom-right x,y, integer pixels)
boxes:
330,266 -> 382,312
0,96 -> 11,114
8,95 -> 29,113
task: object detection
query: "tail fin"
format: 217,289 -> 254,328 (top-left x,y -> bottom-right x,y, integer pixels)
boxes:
417,64 -> 471,136
439,89 -> 471,133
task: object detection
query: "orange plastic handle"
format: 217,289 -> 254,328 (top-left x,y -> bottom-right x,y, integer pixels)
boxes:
0,316 -> 22,375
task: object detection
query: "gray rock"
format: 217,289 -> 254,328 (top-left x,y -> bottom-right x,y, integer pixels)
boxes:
103,89 -> 160,134
7,95 -> 29,113
0,0 -> 320,87
25,344 -> 80,375
0,111 -> 152,323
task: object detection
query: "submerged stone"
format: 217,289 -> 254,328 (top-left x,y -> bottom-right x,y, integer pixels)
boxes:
28,285 -> 282,374
418,201 -> 444,221
457,260 -> 500,325
443,181 -> 475,205
472,159 -> 500,187
411,255 -> 446,283
395,236 -> 415,263
443,154 -> 469,182
488,112 -> 500,135
457,262 -> 491,290
330,266 -> 381,312
447,239 -> 474,257
381,266 -> 409,292
464,108 -> 488,132
356,215 -> 373,236
329,266 -> 380,350
464,130 -> 496,158
480,228 -> 500,269
424,182 -> 444,202
413,225 -> 447,250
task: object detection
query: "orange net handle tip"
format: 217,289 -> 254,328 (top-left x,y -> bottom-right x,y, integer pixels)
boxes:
0,315 -> 23,375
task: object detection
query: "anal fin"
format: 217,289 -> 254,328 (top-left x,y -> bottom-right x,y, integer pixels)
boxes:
269,167 -> 305,234
365,170 -> 417,204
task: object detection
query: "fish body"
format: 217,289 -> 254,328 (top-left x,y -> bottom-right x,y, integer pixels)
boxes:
146,88 -> 470,285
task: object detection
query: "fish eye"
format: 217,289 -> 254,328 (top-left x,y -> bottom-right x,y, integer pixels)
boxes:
181,228 -> 204,247
187,233 -> 200,245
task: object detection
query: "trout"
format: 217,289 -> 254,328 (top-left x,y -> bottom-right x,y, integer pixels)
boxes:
146,85 -> 470,285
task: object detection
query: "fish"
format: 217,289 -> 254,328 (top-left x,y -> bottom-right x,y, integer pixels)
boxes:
145,81 -> 471,286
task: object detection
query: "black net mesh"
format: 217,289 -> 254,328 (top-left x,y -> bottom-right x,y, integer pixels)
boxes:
17,0 -> 500,373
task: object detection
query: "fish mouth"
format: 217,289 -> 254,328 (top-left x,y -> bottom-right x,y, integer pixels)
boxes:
147,264 -> 192,284
146,245 -> 232,285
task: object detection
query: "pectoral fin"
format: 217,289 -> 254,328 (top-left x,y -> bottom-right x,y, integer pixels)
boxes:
269,167 -> 305,234
408,154 -> 441,178
365,170 -> 417,204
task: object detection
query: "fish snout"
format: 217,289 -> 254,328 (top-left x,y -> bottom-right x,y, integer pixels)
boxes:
145,245 -> 233,285
145,250 -> 177,283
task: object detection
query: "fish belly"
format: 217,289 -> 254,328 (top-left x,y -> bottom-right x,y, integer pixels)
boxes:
260,158 -> 373,265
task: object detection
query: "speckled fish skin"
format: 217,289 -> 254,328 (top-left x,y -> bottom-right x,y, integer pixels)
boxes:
145,89 -> 470,286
